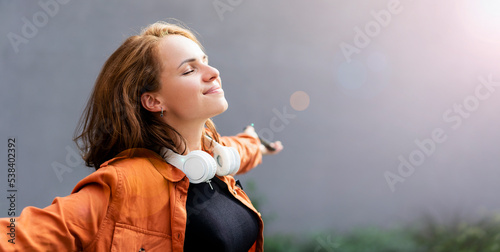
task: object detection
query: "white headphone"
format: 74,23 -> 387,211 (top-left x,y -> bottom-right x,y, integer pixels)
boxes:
160,136 -> 241,184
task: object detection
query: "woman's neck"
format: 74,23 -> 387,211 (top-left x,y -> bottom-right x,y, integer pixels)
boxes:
183,126 -> 204,153
167,118 -> 206,154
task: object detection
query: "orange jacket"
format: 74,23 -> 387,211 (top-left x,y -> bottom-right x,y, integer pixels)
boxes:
0,134 -> 263,251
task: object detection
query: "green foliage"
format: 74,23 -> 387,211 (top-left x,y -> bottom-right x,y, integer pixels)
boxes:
265,227 -> 420,252
244,179 -> 500,252
264,234 -> 306,252
263,215 -> 500,252
411,213 -> 500,252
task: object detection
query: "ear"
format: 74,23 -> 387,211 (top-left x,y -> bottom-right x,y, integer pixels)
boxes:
140,92 -> 162,113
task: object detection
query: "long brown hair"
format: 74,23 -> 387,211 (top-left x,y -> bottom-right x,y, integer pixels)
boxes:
74,21 -> 220,169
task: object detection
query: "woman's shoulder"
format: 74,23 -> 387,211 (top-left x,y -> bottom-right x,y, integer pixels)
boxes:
100,148 -> 163,169
93,148 -> 186,185
71,148 -> 186,202
71,149 -> 165,192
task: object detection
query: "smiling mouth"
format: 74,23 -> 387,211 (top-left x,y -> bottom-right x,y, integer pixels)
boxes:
203,86 -> 223,95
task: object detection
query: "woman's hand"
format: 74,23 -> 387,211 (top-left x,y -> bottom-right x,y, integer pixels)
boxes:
243,126 -> 284,155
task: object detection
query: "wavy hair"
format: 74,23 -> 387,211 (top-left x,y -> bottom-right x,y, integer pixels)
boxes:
74,21 -> 220,169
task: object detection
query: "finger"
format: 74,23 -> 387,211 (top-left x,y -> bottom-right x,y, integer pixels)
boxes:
271,141 -> 283,152
244,125 -> 254,132
244,126 -> 258,137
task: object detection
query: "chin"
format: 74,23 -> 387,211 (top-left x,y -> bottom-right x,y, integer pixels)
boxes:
205,99 -> 228,118
221,99 -> 229,111
216,100 -> 229,115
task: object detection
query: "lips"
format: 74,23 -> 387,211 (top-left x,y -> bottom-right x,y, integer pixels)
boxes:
203,85 -> 222,95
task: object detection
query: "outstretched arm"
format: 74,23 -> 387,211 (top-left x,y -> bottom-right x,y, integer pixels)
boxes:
242,125 -> 283,156
0,168 -> 117,251
219,126 -> 283,174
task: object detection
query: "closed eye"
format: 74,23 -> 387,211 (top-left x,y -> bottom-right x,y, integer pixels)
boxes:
182,69 -> 194,75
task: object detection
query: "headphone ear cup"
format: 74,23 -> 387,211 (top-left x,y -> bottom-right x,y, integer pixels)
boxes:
181,150 -> 216,184
213,145 -> 232,176
228,147 -> 240,175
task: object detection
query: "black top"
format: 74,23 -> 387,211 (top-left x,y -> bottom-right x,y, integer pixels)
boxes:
184,177 -> 259,252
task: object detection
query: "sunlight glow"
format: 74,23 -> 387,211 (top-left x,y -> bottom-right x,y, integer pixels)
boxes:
461,0 -> 500,43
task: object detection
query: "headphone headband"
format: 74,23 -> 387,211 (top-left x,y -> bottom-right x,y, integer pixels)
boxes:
161,135 -> 241,183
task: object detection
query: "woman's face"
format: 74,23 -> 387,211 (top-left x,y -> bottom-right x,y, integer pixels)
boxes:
155,35 -> 228,124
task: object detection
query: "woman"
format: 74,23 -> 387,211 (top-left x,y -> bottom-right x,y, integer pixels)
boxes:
0,21 -> 282,251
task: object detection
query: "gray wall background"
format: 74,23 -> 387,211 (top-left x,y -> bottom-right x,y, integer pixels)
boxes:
1,0 -> 500,235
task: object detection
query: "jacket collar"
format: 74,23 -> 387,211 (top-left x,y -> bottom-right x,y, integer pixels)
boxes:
100,148 -> 186,182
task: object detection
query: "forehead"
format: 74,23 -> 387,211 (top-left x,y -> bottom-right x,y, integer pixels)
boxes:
156,35 -> 204,68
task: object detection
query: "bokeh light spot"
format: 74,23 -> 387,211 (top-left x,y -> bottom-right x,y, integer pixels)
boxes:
290,91 -> 310,111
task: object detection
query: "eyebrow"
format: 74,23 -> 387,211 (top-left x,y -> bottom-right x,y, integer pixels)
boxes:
177,55 -> 208,69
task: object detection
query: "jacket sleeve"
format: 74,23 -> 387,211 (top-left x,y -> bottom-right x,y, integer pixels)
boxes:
220,133 -> 262,174
0,167 -> 119,251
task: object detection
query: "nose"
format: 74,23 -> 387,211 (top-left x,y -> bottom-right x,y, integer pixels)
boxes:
203,64 -> 220,83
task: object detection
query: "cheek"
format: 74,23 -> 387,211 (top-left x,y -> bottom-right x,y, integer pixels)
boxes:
163,82 -> 201,112
176,84 -> 200,103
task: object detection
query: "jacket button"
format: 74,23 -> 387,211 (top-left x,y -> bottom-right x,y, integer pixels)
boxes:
233,189 -> 237,194
139,248 -> 145,252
